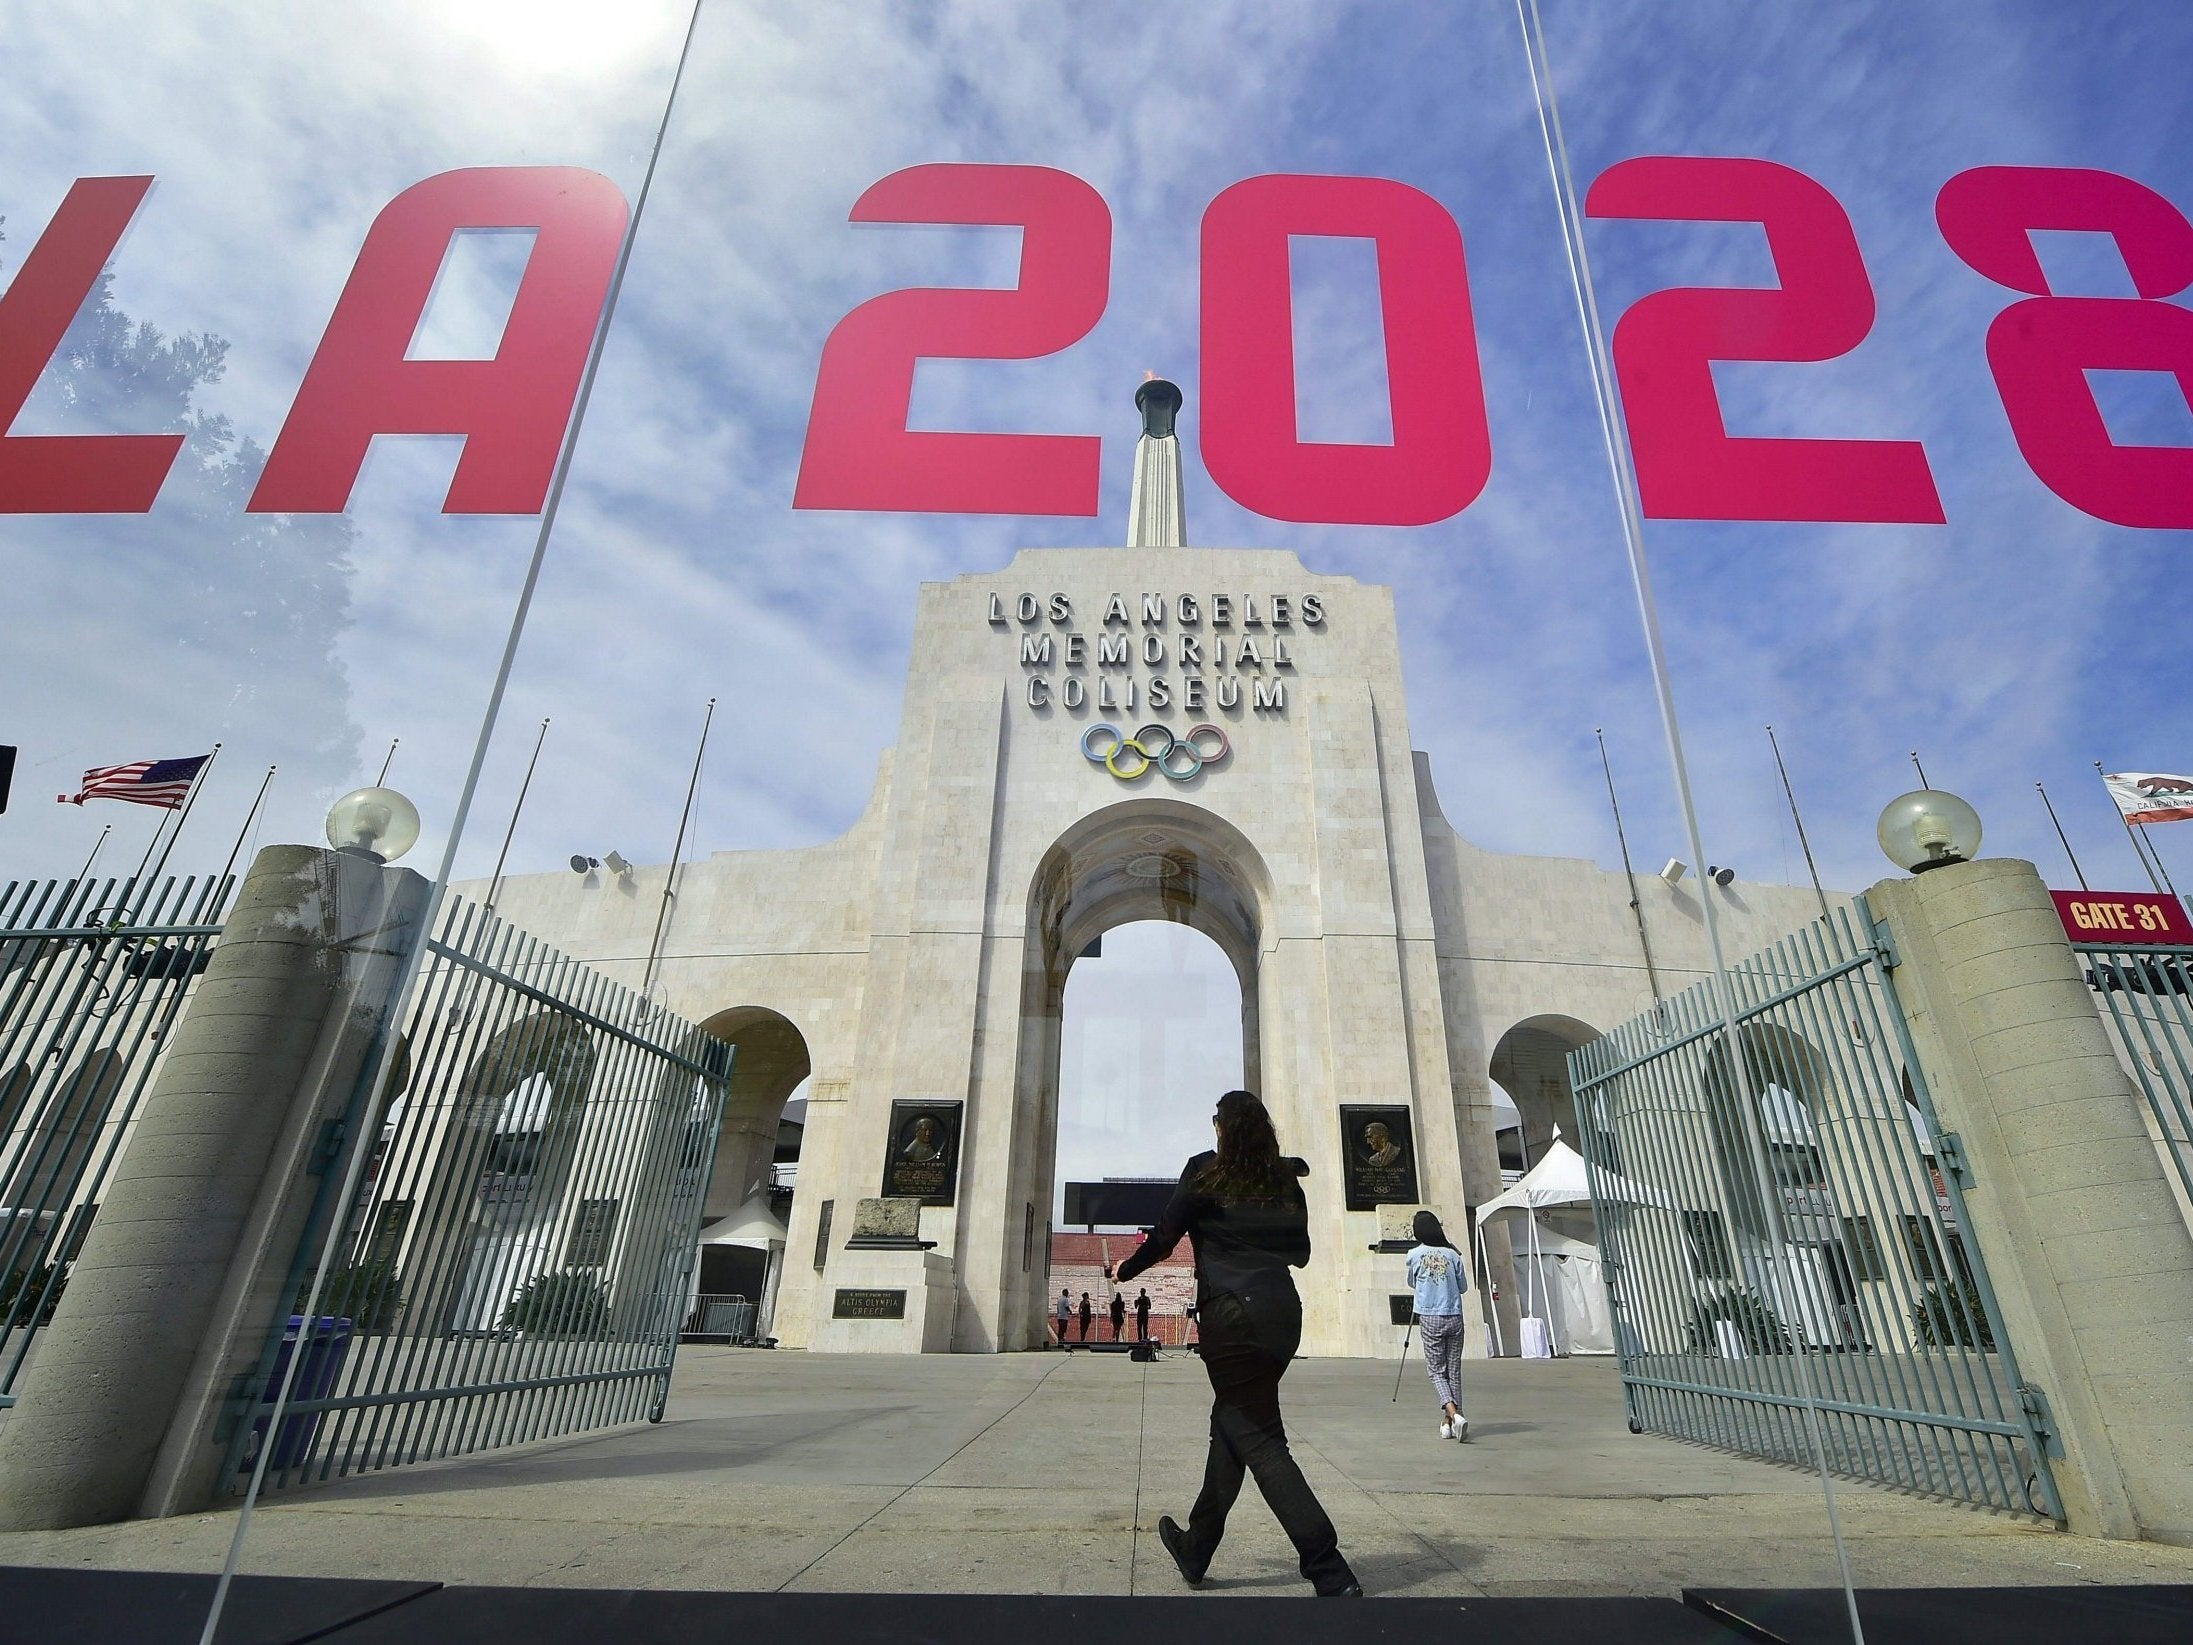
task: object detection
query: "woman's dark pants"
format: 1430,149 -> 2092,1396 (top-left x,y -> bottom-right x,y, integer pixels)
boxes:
1178,1291 -> 1356,1594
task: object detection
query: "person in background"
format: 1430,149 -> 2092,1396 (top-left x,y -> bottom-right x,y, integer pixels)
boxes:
1079,1291 -> 1094,1342
1134,1287 -> 1152,1342
1056,1287 -> 1073,1345
1406,1209 -> 1471,1441
1116,1089 -> 1362,1598
1110,1290 -> 1127,1340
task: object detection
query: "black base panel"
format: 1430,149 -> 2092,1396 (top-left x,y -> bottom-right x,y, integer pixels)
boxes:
319,1588 -> 1744,1644
0,1565 -> 439,1645
1685,1585 -> 2193,1645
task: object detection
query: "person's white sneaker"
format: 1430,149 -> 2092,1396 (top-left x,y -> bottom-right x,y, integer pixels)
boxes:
1437,1418 -> 1452,1440
1451,1414 -> 1469,1442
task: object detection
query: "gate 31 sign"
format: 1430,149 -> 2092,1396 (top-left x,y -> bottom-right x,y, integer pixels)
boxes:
6,160 -> 2191,527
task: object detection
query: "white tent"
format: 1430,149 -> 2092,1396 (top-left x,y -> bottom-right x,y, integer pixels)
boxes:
1473,1136 -> 1668,1357
693,1190 -> 790,1339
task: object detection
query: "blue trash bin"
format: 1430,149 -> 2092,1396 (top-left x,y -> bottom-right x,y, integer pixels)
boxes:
244,1314 -> 353,1474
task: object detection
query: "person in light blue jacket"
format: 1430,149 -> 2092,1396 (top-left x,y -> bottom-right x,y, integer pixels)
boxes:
1405,1210 -> 1471,1441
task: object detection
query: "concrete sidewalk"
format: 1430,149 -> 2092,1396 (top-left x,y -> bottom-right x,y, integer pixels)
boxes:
6,1350 -> 2192,1599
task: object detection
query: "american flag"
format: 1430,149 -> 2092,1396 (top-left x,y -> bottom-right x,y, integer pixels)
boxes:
58,754 -> 210,810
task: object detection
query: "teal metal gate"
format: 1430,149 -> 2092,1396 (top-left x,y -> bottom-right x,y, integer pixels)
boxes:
2073,938 -> 2193,1226
1567,903 -> 2063,1519
229,890 -> 732,1491
1,875 -> 233,1407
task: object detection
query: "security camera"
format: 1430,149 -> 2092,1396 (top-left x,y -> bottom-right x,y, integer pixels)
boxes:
1709,866 -> 1736,888
1659,859 -> 1688,884
569,855 -> 600,874
603,850 -> 634,878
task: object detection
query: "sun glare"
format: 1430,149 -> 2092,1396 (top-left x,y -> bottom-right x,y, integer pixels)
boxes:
429,0 -> 671,79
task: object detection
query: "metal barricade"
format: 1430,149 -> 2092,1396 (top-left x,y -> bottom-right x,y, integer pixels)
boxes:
2074,942 -> 2193,1229
1,875 -> 232,1407
231,891 -> 731,1490
682,1293 -> 756,1341
1567,903 -> 2062,1519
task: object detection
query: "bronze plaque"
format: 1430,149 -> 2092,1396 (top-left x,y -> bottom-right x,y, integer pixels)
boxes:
880,1098 -> 962,1206
1339,1104 -> 1420,1211
832,1287 -> 908,1321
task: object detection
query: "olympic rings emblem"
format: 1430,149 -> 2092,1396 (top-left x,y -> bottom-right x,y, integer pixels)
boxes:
1080,722 -> 1231,782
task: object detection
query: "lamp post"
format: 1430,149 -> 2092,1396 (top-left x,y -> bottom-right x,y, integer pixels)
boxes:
1876,788 -> 1982,874
324,786 -> 421,865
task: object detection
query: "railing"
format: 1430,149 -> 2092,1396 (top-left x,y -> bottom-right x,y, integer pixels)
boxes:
1,875 -> 233,1407
682,1293 -> 756,1341
231,891 -> 731,1490
2074,942 -> 2193,1227
1568,904 -> 2061,1519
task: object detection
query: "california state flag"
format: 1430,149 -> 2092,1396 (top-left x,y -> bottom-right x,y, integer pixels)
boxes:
2102,771 -> 2193,825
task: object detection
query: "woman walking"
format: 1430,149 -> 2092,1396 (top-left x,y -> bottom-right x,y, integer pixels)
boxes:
1406,1210 -> 1470,1441
1116,1089 -> 1362,1597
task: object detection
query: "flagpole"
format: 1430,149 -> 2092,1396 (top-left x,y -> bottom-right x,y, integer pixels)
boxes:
485,719 -> 550,914
2035,781 -> 2087,891
74,824 -> 112,887
643,697 -> 714,1008
2097,762 -> 2168,895
217,765 -> 278,886
1767,725 -> 1831,921
1910,750 -> 1931,789
1596,727 -> 1664,1003
143,743 -> 221,897
374,738 -> 399,788
124,803 -> 176,900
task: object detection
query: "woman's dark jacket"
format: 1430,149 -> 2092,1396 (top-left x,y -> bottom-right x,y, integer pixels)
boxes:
1114,1151 -> 1313,1306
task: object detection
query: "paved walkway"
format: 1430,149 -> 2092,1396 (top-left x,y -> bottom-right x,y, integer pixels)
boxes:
6,1350 -> 2192,1598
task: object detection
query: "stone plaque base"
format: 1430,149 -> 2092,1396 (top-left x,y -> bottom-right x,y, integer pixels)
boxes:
809,1248 -> 956,1354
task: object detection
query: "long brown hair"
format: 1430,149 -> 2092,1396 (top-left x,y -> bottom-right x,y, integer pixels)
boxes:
1194,1089 -> 1288,1201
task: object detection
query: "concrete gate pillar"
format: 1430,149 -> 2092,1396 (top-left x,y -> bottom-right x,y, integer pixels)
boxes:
1868,857 -> 2193,1544
0,844 -> 427,1529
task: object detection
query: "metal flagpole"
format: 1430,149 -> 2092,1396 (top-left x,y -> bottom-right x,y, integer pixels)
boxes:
1910,750 -> 1931,789
124,799 -> 177,894
1768,725 -> 1832,920
2035,781 -> 2087,891
1514,4 -> 1865,1633
200,5 -> 713,1642
2097,762 -> 2168,895
643,696 -> 715,1008
74,824 -> 112,886
217,765 -> 279,886
142,743 -> 221,893
374,738 -> 399,787
485,718 -> 550,913
1597,728 -> 1665,1001
2145,831 -> 2186,907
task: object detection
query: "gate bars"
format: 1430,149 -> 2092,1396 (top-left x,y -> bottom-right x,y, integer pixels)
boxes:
2073,939 -> 2193,1223
1,876 -> 233,1407
1567,903 -> 2063,1519
230,890 -> 731,1491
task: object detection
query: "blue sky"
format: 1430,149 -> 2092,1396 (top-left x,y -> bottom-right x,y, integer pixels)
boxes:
4,0 -> 2191,911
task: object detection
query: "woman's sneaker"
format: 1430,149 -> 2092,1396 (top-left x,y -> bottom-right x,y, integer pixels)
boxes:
1451,1413 -> 1469,1442
1437,1418 -> 1452,1439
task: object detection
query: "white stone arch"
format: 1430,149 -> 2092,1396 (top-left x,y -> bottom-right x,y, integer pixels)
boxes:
692,1005 -> 812,1225
1005,797 -> 1276,1348
415,1010 -> 599,1334
1488,1013 -> 1601,1171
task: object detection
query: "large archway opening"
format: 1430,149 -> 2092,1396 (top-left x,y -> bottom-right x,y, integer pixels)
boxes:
692,1006 -> 812,1340
1048,919 -> 1241,1345
1012,799 -> 1272,1349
